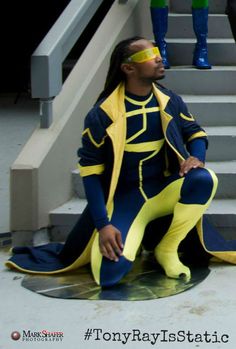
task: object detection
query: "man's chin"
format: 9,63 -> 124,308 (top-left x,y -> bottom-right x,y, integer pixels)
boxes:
155,74 -> 165,81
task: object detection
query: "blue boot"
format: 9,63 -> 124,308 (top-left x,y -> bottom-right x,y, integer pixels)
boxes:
150,6 -> 170,69
192,7 -> 212,69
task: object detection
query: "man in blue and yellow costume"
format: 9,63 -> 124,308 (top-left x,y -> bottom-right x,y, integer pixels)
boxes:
6,37 -> 236,287
150,0 -> 211,68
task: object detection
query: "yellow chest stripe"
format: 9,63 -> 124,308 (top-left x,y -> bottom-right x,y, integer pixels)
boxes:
125,106 -> 160,118
124,139 -> 165,153
125,106 -> 147,143
125,93 -> 154,106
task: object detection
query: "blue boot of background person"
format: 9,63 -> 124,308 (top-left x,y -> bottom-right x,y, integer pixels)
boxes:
192,7 -> 212,69
150,6 -> 170,69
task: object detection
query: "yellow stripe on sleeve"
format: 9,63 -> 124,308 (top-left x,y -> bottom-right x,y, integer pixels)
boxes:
82,128 -> 106,148
78,164 -> 105,177
187,131 -> 207,142
180,112 -> 195,121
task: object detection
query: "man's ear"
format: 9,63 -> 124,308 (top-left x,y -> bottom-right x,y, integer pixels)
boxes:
121,63 -> 135,76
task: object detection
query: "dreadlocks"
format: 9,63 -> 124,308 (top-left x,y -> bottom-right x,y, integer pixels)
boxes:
97,36 -> 145,102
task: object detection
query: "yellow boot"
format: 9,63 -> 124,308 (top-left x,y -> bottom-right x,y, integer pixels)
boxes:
155,202 -> 209,281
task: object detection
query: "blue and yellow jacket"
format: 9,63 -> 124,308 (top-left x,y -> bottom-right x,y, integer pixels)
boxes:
79,82 -> 207,214
78,82 -> 236,266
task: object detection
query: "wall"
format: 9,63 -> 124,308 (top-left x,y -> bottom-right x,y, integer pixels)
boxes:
10,0 -> 153,231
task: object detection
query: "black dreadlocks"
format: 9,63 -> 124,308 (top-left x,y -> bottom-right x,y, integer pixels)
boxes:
96,36 -> 145,102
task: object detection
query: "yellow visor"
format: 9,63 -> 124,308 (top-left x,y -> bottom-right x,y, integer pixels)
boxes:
125,47 -> 161,63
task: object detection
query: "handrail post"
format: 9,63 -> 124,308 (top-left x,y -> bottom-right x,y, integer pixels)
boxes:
40,98 -> 54,128
30,0 -> 104,128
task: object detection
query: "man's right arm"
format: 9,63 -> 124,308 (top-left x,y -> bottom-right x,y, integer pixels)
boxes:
78,107 -> 123,260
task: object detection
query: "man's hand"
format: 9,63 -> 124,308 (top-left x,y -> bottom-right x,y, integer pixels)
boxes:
99,224 -> 123,262
179,156 -> 204,177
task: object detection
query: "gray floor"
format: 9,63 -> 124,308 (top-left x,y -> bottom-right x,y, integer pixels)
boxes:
1,92 -> 236,349
1,95 -> 236,349
0,93 -> 39,233
1,248 -> 236,349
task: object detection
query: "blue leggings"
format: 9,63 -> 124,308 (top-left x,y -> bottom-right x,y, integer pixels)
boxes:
92,167 -> 218,286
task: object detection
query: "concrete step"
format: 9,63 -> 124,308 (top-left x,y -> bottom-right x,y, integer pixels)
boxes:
207,199 -> 236,227
206,199 -> 236,240
164,66 -> 236,95
205,126 -> 236,161
170,0 -> 226,14
166,39 -> 236,66
72,168 -> 85,199
207,161 -> 236,199
49,196 -> 236,242
50,196 -> 87,225
166,38 -> 236,66
49,197 -> 87,242
167,14 -> 232,39
50,197 -> 87,227
182,95 -> 236,127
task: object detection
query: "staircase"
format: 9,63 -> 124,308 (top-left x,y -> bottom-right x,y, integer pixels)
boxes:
50,0 -> 236,241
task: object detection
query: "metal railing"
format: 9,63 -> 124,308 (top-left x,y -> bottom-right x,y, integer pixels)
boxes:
31,0 -> 105,128
31,0 -> 128,128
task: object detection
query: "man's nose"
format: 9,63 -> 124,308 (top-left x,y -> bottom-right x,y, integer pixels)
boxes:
155,56 -> 163,64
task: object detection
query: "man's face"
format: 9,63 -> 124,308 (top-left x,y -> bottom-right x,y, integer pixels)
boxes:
127,39 -> 165,82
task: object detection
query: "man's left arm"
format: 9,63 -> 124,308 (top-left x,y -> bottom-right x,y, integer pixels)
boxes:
176,95 -> 207,176
179,139 -> 206,176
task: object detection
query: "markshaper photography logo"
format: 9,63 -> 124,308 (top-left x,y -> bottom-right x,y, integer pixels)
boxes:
11,331 -> 21,341
11,329 -> 64,342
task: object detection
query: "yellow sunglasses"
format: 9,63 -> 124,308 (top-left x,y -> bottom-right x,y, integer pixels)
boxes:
124,47 -> 161,64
